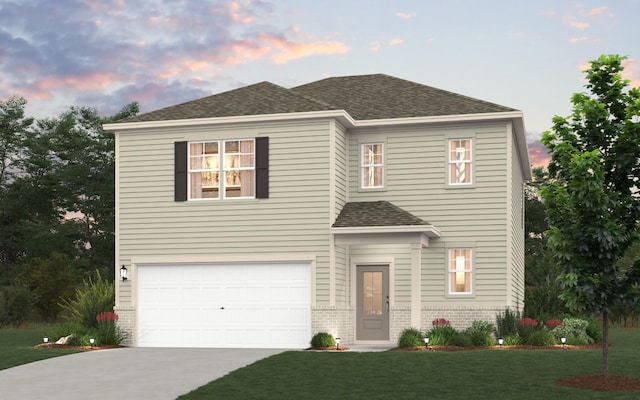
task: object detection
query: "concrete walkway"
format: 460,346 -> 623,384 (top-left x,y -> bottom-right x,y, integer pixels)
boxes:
0,347 -> 283,400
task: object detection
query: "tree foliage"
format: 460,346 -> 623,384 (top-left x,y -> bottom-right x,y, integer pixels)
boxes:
540,54 -> 640,377
0,97 -> 138,321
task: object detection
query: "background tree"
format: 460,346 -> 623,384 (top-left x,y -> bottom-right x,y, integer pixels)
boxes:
540,54 -> 640,378
523,167 -> 567,320
0,98 -> 138,322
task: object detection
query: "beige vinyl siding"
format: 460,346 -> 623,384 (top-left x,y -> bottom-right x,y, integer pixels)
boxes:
348,122 -> 510,305
333,123 -> 349,304
116,120 -> 334,305
349,244 -> 412,305
510,130 -> 526,308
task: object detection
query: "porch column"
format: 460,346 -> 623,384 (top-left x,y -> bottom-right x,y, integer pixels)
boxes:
411,243 -> 422,328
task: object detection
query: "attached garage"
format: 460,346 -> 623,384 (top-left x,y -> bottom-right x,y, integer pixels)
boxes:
137,262 -> 311,349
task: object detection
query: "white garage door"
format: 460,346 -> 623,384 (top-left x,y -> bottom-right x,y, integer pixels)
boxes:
137,263 -> 311,349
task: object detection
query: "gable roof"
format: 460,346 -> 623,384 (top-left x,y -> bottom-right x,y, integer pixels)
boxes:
116,74 -> 516,123
332,201 -> 431,228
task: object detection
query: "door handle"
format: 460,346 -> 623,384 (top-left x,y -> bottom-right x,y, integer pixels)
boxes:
386,295 -> 389,311
220,306 -> 225,310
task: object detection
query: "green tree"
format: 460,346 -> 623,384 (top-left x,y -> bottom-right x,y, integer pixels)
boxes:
0,97 -> 33,264
19,253 -> 76,321
540,54 -> 640,378
523,167 -> 567,320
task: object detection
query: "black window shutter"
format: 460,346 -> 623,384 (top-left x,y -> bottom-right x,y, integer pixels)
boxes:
255,137 -> 269,199
174,141 -> 187,201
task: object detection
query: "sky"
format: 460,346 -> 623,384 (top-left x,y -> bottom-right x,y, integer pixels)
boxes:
1,0 -> 639,167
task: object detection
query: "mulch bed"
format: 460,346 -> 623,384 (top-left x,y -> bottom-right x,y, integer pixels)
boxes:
306,346 -> 349,351
34,343 -> 125,351
393,344 -> 602,351
558,375 -> 640,392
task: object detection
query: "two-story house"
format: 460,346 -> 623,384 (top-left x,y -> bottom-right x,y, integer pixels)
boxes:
104,74 -> 531,348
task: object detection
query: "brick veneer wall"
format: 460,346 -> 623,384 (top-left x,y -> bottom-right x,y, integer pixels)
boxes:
114,306 -> 135,346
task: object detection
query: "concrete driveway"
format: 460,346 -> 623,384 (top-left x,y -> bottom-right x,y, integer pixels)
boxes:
0,347 -> 284,400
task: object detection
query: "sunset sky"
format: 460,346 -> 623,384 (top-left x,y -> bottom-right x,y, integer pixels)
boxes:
1,1 -> 639,167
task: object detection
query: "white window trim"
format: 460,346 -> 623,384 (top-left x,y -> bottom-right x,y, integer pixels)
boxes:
360,142 -> 386,190
446,138 -> 475,188
446,247 -> 474,296
187,139 -> 256,200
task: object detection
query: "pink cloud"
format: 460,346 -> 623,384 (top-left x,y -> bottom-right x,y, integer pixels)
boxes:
226,1 -> 255,24
266,36 -> 349,64
538,9 -> 556,17
370,41 -> 381,52
570,36 -> 589,43
622,58 -> 640,87
15,72 -> 124,100
389,38 -> 404,46
589,6 -> 613,18
396,12 -> 416,19
570,21 -> 590,29
528,141 -> 550,168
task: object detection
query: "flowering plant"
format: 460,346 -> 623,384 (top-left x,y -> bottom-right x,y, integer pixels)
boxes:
432,318 -> 451,328
518,317 -> 538,327
96,311 -> 124,345
96,311 -> 119,323
545,319 -> 562,329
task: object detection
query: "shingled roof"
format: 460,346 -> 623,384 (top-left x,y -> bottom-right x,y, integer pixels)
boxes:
332,201 -> 431,228
116,74 -> 516,123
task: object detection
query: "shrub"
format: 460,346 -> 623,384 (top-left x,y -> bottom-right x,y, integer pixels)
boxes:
60,270 -> 114,330
502,334 -> 521,346
584,316 -> 603,343
469,331 -> 494,346
310,332 -> 336,348
517,317 -> 539,342
526,330 -> 556,346
495,308 -> 521,338
427,325 -> 458,346
398,327 -> 424,348
467,320 -> 495,335
449,332 -> 473,347
0,284 -> 35,327
465,320 -> 495,346
550,318 -> 593,345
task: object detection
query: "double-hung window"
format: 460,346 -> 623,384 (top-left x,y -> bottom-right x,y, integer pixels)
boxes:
448,139 -> 472,185
448,248 -> 472,294
188,139 -> 255,199
361,143 -> 384,189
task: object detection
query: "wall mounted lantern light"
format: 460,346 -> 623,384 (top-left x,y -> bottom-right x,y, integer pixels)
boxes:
120,265 -> 128,281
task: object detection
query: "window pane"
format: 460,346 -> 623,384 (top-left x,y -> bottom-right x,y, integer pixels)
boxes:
363,271 -> 383,315
204,142 -> 218,154
361,143 -> 384,188
448,139 -> 472,185
449,249 -> 472,294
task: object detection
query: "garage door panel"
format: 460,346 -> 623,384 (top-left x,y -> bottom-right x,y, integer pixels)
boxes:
137,263 -> 311,348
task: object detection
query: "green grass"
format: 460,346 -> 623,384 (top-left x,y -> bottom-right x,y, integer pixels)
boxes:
0,326 -> 82,371
179,329 -> 640,400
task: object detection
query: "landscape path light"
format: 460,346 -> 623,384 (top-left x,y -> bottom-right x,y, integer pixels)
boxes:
498,338 -> 504,348
423,337 -> 429,350
561,337 -> 566,349
335,337 -> 341,350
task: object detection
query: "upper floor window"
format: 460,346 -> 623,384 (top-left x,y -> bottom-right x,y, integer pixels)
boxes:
448,139 -> 472,185
448,248 -> 472,294
361,143 -> 384,189
188,139 -> 255,199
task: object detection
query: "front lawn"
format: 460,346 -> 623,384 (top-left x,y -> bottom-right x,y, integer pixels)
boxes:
0,326 -> 82,371
179,328 -> 640,400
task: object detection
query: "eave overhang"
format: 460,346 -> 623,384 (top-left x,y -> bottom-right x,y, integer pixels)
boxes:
331,224 -> 441,247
